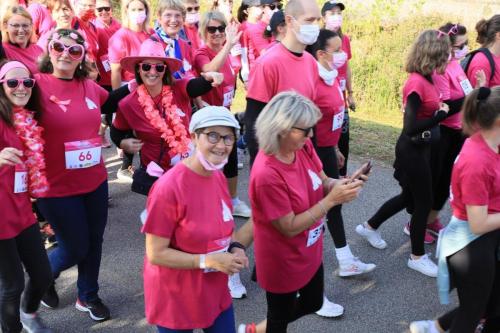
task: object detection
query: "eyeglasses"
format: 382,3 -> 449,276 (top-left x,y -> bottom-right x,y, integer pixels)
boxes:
207,25 -> 226,34
96,6 -> 111,12
139,63 -> 166,72
202,132 -> 235,146
0,78 -> 36,89
292,126 -> 314,136
186,5 -> 200,13
265,3 -> 283,10
8,23 -> 32,31
49,40 -> 85,60
437,24 -> 458,39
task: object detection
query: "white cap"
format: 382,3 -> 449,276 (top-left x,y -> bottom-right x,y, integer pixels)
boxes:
189,106 -> 240,133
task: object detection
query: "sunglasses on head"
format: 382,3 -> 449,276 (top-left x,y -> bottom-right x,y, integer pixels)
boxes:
437,24 -> 459,39
207,25 -> 226,34
265,3 -> 283,10
139,63 -> 166,72
96,6 -> 111,12
49,40 -> 85,60
0,78 -> 36,89
186,5 -> 200,13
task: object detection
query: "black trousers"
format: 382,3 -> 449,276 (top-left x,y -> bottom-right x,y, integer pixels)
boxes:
437,231 -> 500,333
431,125 -> 465,211
265,265 -> 324,333
0,224 -> 52,333
314,145 -> 347,248
337,111 -> 350,177
367,136 -> 433,256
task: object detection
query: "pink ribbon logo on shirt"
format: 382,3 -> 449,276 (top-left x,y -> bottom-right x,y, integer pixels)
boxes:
49,95 -> 71,112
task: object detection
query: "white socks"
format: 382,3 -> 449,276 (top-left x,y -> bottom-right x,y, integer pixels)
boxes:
335,244 -> 354,266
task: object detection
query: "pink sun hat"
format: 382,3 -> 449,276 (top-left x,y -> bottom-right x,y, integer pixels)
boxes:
120,38 -> 182,74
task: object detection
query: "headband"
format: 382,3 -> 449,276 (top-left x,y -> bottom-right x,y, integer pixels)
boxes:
477,87 -> 491,101
0,61 -> 29,80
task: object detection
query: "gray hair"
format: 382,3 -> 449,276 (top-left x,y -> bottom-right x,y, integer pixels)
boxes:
199,10 -> 227,42
255,91 -> 322,155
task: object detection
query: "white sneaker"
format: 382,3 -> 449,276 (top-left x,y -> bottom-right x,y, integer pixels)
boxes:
315,295 -> 344,318
339,257 -> 376,277
233,200 -> 251,218
409,320 -> 439,333
355,223 -> 387,249
228,273 -> 247,299
407,254 -> 438,277
237,148 -> 245,169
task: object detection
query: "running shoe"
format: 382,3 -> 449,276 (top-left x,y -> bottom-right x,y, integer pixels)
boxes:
404,222 -> 436,244
315,295 -> 344,318
228,273 -> 247,299
426,218 -> 445,237
20,311 -> 53,333
75,298 -> 110,322
41,284 -> 59,309
116,166 -> 134,183
355,223 -> 387,249
407,254 -> 438,277
338,257 -> 376,277
233,200 -> 251,218
238,323 -> 256,333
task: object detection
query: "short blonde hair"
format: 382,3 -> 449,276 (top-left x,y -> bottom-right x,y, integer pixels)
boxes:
1,5 -> 34,43
157,0 -> 185,18
199,11 -> 227,42
256,91 -> 322,155
121,0 -> 150,31
405,30 -> 451,76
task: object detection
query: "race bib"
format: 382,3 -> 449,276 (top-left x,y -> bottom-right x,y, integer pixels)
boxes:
223,86 -> 234,107
204,237 -> 231,273
458,75 -> 473,95
307,220 -> 324,247
100,55 -> 111,72
332,107 -> 345,131
339,79 -> 347,91
14,164 -> 28,194
64,138 -> 102,169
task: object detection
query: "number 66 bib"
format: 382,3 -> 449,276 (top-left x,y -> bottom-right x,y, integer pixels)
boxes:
64,138 -> 102,169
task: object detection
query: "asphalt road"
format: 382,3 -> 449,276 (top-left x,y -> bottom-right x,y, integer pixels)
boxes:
37,144 -> 456,333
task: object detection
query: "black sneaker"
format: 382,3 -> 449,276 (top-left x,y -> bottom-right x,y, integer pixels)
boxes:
41,283 -> 59,309
75,298 -> 110,321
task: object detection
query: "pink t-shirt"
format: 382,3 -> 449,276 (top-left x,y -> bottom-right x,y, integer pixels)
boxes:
249,140 -> 324,293
0,120 -> 36,240
74,18 -> 99,60
467,51 -> 500,88
194,46 -> 236,108
241,21 -> 271,69
450,133 -> 500,221
108,28 -> 150,82
95,18 -> 121,87
34,73 -> 108,197
247,43 -> 319,103
402,72 -> 441,120
142,162 -> 234,329
113,80 -> 192,170
432,60 -> 472,129
314,76 -> 345,147
183,24 -> 203,51
27,3 -> 54,38
3,42 -> 43,74
337,34 -> 352,91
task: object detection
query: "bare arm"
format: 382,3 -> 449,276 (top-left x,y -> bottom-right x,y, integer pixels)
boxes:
466,205 -> 500,235
201,23 -> 242,73
111,63 -> 122,90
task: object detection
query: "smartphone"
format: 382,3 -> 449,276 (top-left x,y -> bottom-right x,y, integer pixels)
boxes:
350,160 -> 372,181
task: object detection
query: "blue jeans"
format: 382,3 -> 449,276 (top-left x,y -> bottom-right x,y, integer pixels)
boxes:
37,181 -> 108,302
157,304 -> 236,333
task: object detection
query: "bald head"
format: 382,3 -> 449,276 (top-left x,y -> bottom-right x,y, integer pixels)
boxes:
285,0 -> 320,20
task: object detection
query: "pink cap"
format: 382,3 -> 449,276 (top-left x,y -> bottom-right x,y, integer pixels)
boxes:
0,61 -> 30,80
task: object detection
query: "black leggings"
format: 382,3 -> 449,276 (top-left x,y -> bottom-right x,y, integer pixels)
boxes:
437,231 -> 500,333
431,125 -> 465,211
0,224 -> 52,333
314,145 -> 347,248
265,264 -> 324,333
338,111 -> 350,177
367,137 -> 433,256
223,143 -> 238,179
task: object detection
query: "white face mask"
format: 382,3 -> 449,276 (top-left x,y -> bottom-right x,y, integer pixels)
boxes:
318,62 -> 338,86
185,12 -> 200,24
454,45 -> 469,60
332,51 -> 347,68
325,14 -> 342,31
292,18 -> 320,45
129,11 -> 147,25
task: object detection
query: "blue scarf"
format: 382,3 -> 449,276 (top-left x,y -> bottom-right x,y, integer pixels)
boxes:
154,25 -> 184,79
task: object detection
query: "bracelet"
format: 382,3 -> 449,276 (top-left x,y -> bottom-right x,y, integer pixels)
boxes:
228,241 -> 246,253
318,201 -> 328,216
306,209 -> 317,224
199,254 -> 206,269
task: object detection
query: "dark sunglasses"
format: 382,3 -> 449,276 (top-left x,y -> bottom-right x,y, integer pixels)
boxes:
292,126 -> 314,136
202,132 -> 235,146
139,62 -> 166,73
186,5 -> 200,13
265,3 -> 283,10
207,25 -> 226,34
49,40 -> 85,60
0,78 -> 36,89
96,6 -> 111,12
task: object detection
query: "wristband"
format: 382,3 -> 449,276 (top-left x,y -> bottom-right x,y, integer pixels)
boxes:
199,254 -> 206,269
228,241 -> 246,253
